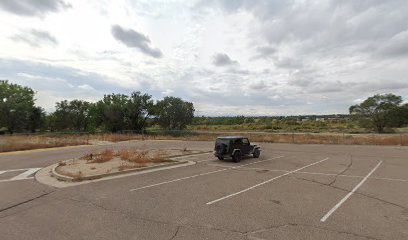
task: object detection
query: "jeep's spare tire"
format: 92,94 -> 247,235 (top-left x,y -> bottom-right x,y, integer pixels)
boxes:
215,143 -> 226,155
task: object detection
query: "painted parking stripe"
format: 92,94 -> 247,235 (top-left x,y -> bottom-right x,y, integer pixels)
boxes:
0,168 -> 41,183
320,160 -> 383,222
129,155 -> 285,192
10,168 -> 42,180
206,157 -> 330,205
202,165 -> 408,183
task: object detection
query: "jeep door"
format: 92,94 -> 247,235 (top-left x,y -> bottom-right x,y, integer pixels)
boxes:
241,138 -> 251,154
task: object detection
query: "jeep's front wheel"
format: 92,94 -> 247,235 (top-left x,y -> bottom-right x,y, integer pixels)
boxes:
217,156 -> 224,160
232,151 -> 241,163
253,149 -> 260,158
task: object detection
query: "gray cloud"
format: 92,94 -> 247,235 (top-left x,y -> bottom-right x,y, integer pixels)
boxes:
274,57 -> 303,69
377,30 -> 408,58
11,29 -> 58,47
251,46 -> 276,60
0,58 -> 130,97
212,53 -> 238,66
226,68 -> 250,75
309,81 -> 348,94
355,80 -> 408,92
288,78 -> 314,88
111,25 -> 163,58
0,0 -> 71,17
199,0 -> 408,59
250,81 -> 267,90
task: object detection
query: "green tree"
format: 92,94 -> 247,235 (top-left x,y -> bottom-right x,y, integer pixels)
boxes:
349,93 -> 403,133
28,106 -> 46,133
126,91 -> 154,131
53,100 -> 91,131
388,103 -> 408,127
95,94 -> 128,132
0,80 -> 35,133
68,100 -> 91,131
155,96 -> 194,130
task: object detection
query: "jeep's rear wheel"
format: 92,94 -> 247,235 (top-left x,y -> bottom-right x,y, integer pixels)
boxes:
217,156 -> 224,160
232,151 -> 241,163
253,149 -> 260,158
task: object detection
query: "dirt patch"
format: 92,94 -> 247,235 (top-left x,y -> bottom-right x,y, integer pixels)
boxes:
54,148 -> 204,181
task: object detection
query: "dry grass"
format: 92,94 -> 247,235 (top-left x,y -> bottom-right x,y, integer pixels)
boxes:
118,148 -> 169,163
150,150 -> 168,163
81,148 -> 169,168
2,131 -> 407,154
58,161 -> 66,166
90,134 -> 142,142
118,149 -> 148,164
87,149 -> 114,163
146,132 -> 408,146
118,162 -> 146,171
88,132 -> 408,146
0,134 -> 88,153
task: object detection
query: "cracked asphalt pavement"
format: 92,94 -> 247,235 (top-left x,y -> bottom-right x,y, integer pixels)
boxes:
0,140 -> 407,240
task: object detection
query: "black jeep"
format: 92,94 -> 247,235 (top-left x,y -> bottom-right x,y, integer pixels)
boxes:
214,136 -> 261,162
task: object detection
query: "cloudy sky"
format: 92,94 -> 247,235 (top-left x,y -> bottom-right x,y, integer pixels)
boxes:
1,0 -> 408,116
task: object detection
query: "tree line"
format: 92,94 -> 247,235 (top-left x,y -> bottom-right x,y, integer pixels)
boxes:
1,80 -> 407,134
0,80 -> 194,134
349,93 -> 408,133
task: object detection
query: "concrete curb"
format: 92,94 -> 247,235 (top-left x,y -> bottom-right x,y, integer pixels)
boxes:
35,151 -> 212,188
51,160 -> 188,182
36,160 -> 197,188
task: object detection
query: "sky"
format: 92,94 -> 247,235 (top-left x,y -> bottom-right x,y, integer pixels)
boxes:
0,0 -> 408,116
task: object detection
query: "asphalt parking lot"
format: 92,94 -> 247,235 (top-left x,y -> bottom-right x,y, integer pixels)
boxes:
0,140 -> 407,240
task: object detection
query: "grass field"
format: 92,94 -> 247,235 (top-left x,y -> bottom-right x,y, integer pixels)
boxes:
1,131 -> 407,153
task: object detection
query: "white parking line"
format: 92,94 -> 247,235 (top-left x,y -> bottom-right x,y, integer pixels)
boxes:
0,168 -> 41,183
0,177 -> 35,183
371,176 -> 408,182
201,165 -> 408,183
206,157 -> 330,205
195,158 -> 217,163
320,160 -> 383,222
10,168 -> 41,180
129,155 -> 285,192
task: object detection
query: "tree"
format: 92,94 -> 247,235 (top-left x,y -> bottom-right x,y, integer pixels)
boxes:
28,106 -> 45,133
349,93 -> 403,133
53,100 -> 91,131
0,80 -> 35,133
155,97 -> 194,130
91,92 -> 154,132
68,100 -> 91,131
388,103 -> 408,127
95,94 -> 128,132
126,91 -> 154,131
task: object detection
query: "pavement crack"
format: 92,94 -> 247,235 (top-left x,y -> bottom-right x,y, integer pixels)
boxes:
293,176 -> 408,210
0,190 -> 55,215
328,155 -> 353,186
246,223 -> 382,240
245,223 -> 290,234
69,197 -> 114,212
68,197 -> 246,236
297,223 -> 382,240
169,226 -> 180,240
